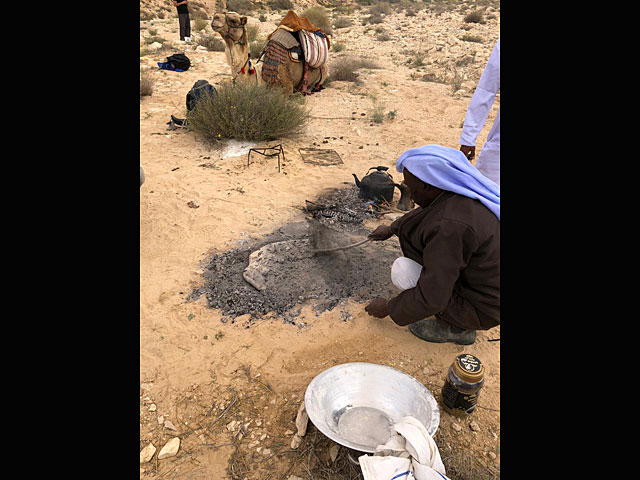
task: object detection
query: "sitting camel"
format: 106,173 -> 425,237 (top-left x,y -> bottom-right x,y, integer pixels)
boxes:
211,11 -> 328,94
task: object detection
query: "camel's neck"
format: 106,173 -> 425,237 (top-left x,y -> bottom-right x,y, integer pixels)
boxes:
223,32 -> 250,76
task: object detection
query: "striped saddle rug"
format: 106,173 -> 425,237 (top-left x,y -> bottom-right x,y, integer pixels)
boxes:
298,29 -> 329,69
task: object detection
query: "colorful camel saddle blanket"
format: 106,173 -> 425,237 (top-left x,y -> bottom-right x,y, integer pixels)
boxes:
261,40 -> 290,83
299,29 -> 329,69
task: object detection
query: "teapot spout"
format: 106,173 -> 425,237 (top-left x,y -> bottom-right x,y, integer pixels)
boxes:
352,173 -> 361,188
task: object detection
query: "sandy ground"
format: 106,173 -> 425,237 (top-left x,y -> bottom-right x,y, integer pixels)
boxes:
140,3 -> 500,478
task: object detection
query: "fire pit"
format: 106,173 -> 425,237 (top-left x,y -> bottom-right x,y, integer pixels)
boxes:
188,187 -> 404,325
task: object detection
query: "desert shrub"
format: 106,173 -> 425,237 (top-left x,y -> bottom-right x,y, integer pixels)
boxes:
405,7 -> 416,17
460,34 -> 483,43
370,102 -> 385,123
227,0 -> 254,14
194,17 -> 209,31
247,24 -> 259,42
365,13 -> 384,24
368,2 -> 392,15
187,81 -> 310,142
145,35 -> 166,45
332,42 -> 345,52
376,32 -> 391,41
303,7 -> 332,35
259,13 -> 267,22
333,17 -> 352,28
327,56 -> 382,84
198,33 -> 226,51
268,0 -> 293,10
140,73 -> 154,99
464,11 -> 486,24
190,7 -> 210,19
250,38 -> 266,58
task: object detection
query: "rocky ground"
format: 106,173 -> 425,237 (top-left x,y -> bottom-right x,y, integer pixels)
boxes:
140,1 -> 500,478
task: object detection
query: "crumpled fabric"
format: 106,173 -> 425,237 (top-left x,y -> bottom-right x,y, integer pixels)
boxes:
359,416 -> 450,480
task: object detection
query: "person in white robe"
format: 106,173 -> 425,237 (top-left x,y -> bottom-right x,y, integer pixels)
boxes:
459,37 -> 500,185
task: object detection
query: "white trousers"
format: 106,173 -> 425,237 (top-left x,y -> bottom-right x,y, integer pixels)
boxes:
474,106 -> 500,185
391,257 -> 423,291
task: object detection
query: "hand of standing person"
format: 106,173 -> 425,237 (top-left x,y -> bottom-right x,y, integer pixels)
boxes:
460,145 -> 475,162
365,298 -> 389,318
368,225 -> 393,241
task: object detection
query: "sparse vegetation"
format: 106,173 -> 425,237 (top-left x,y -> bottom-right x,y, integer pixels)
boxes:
227,0 -> 254,14
247,24 -> 259,42
197,33 -> 226,52
333,17 -> 353,29
461,34 -> 483,43
303,7 -> 333,35
327,56 -> 382,84
332,42 -> 345,52
250,38 -> 266,59
268,0 -> 293,10
187,81 -> 310,142
140,73 -> 154,99
194,17 -> 209,32
464,11 -> 486,24
376,32 -> 391,41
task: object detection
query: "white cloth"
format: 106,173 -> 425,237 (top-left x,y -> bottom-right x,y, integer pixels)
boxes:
359,416 -> 449,480
459,38 -> 500,185
391,257 -> 422,291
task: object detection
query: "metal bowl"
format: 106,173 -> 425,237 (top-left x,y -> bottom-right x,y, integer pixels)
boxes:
304,362 -> 440,453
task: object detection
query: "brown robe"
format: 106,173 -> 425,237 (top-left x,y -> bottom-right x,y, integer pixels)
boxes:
387,191 -> 500,331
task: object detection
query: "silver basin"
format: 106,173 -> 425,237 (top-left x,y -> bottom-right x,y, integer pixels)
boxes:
304,362 -> 440,453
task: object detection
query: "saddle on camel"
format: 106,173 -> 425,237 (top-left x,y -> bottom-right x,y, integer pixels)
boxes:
260,10 -> 330,95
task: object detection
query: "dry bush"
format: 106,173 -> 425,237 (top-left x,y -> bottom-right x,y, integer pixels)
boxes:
461,34 -> 483,43
368,2 -> 392,16
327,56 -> 381,84
197,33 -> 226,51
140,73 -> 154,99
333,17 -> 353,28
250,38 -> 266,58
187,81 -> 310,142
364,13 -> 384,24
268,0 -> 293,10
376,32 -> 391,41
464,10 -> 486,24
303,7 -> 333,35
194,17 -> 209,31
247,24 -> 259,42
227,0 -> 254,14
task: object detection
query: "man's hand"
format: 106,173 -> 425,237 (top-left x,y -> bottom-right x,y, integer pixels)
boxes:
368,225 -> 393,241
460,145 -> 476,162
365,298 -> 389,318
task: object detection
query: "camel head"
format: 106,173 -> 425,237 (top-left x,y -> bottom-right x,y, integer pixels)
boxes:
211,11 -> 247,44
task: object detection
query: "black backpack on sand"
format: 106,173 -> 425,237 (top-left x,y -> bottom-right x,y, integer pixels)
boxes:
186,80 -> 217,111
166,53 -> 191,71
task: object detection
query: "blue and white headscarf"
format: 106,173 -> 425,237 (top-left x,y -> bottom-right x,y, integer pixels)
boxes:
396,144 -> 500,220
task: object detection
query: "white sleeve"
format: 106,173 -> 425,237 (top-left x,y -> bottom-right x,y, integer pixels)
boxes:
459,38 -> 500,147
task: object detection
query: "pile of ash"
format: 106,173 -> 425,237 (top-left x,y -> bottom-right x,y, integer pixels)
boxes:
188,187 -> 403,325
305,185 -> 378,233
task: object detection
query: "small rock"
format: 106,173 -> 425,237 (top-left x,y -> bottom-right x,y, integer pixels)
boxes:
158,437 -> 180,459
295,402 -> 309,437
488,452 -> 497,460
226,420 -> 237,432
284,429 -> 294,435
187,200 -> 200,208
451,423 -> 462,432
157,416 -> 164,425
329,444 -> 340,463
291,434 -> 302,449
148,404 -> 157,412
262,448 -> 272,456
140,443 -> 156,464
470,421 -> 480,432
148,42 -> 163,51
164,420 -> 177,431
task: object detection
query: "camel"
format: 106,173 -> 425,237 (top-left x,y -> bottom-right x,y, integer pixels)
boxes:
211,11 -> 255,84
211,11 -> 328,94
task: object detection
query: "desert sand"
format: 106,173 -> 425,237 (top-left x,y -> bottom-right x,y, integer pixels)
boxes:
140,1 -> 500,478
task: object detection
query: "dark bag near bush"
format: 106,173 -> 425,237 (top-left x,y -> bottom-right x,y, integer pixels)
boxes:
166,53 -> 191,71
186,80 -> 217,112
